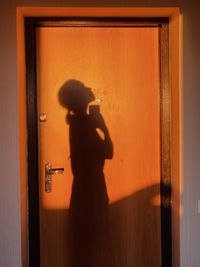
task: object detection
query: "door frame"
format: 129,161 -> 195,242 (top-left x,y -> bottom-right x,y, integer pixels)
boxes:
24,15 -> 172,267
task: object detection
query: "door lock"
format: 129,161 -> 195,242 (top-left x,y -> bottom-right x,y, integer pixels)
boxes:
45,163 -> 64,193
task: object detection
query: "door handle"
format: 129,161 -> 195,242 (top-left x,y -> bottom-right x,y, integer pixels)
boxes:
45,163 -> 64,193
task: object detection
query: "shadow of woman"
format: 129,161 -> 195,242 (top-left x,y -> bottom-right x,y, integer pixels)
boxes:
58,80 -> 114,267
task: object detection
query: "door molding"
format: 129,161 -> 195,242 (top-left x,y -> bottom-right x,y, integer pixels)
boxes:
17,9 -> 180,267
16,7 -> 180,266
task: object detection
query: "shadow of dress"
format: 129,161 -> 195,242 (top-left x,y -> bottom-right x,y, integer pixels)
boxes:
68,112 -> 114,267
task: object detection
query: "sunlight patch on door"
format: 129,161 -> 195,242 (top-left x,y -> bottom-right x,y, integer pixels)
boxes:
37,27 -> 160,210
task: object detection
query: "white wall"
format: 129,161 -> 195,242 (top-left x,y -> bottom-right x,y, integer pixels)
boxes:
0,1 -> 200,267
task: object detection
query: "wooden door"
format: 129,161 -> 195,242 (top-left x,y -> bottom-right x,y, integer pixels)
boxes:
35,24 -> 164,267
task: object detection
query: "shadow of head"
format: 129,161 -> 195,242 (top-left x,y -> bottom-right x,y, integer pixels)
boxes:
58,80 -> 95,113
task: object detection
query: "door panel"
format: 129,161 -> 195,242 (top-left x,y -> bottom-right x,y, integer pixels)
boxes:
37,27 -> 161,267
